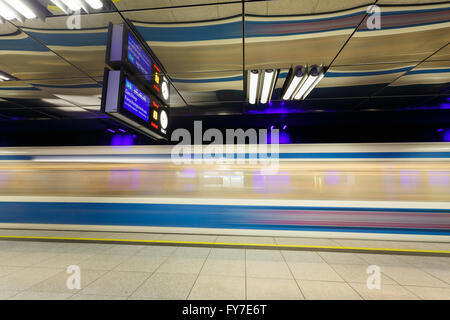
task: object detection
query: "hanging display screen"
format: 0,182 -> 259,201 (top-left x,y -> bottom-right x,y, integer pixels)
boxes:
102,69 -> 170,140
127,33 -> 152,83
123,78 -> 150,122
106,23 -> 169,104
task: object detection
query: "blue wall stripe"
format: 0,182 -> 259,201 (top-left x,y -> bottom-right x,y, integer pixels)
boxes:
326,67 -> 413,77
172,76 -> 243,83
0,202 -> 448,236
407,69 -> 450,75
0,38 -> 50,52
24,30 -> 108,47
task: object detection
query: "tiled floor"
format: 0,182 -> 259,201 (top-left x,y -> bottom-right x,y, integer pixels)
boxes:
0,237 -> 449,300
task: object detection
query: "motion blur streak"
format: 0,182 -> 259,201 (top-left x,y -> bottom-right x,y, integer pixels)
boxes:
0,144 -> 449,237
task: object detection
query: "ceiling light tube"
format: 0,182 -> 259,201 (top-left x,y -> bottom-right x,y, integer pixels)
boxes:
0,0 -> 24,22
260,69 -> 276,104
248,70 -> 259,105
301,71 -> 324,100
283,67 -> 305,100
5,0 -> 36,19
0,75 -> 10,81
50,0 -> 70,14
61,0 -> 82,12
294,75 -> 316,100
85,0 -> 103,9
0,1 -> 16,20
294,66 -> 321,100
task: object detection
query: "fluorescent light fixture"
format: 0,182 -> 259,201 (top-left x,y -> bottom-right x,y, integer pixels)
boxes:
0,74 -> 10,81
0,1 -> 17,20
283,67 -> 305,100
61,0 -> 82,11
302,72 -> 324,99
294,65 -> 324,100
4,0 -> 35,19
260,69 -> 276,104
294,75 -> 317,100
50,0 -> 69,14
85,0 -> 103,9
248,70 -> 259,105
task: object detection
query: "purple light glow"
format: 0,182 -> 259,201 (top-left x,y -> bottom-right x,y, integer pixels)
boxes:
118,128 -> 126,133
444,129 -> 450,142
253,171 -> 291,193
182,168 -> 196,178
267,131 -> 291,144
279,132 -> 291,144
324,171 -> 340,185
107,129 -> 116,133
428,171 -> 449,186
437,128 -> 444,132
270,125 -> 274,130
400,170 -> 420,187
111,134 -> 134,146
282,125 -> 287,130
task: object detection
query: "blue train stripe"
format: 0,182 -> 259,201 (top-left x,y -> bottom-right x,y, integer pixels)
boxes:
1,152 -> 449,161
0,202 -> 448,236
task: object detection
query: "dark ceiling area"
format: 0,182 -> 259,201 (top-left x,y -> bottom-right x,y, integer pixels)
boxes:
0,0 -> 449,144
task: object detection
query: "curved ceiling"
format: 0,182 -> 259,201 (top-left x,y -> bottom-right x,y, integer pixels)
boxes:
0,0 -> 448,121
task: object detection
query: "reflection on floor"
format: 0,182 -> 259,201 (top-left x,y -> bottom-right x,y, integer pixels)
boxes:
0,233 -> 449,300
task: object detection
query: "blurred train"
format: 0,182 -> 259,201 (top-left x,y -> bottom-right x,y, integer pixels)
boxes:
0,143 -> 449,241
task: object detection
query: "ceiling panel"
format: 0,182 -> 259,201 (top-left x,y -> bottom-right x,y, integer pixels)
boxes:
0,81 -> 52,99
333,2 -> 450,65
377,60 -> 450,96
244,0 -> 374,69
0,108 -> 53,120
0,98 -> 25,109
427,44 -> 450,61
121,3 -> 243,74
27,78 -> 103,107
0,0 -> 447,119
310,63 -> 416,98
0,22 -> 87,80
14,12 -> 125,78
170,71 -> 243,104
36,107 -> 101,119
113,0 -> 246,11
363,95 -> 440,112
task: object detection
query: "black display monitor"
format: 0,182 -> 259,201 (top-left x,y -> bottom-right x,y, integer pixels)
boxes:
101,69 -> 170,140
105,23 -> 170,105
